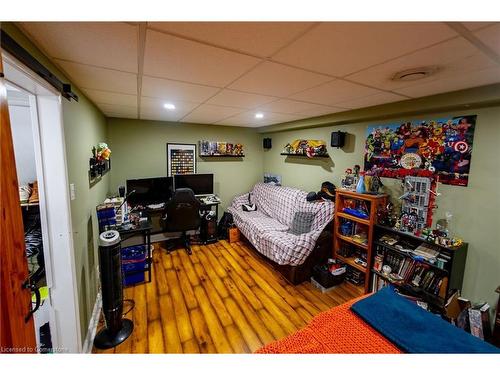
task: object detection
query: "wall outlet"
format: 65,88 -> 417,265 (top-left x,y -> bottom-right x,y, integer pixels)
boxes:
70,183 -> 76,200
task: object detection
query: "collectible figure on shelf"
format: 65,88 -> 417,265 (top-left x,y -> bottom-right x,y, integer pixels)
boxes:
283,143 -> 293,154
233,143 -> 244,156
377,202 -> 397,227
283,140 -> 328,157
96,142 -> 111,161
340,166 -> 360,191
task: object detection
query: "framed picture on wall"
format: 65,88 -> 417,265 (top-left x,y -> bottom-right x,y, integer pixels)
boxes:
166,143 -> 197,176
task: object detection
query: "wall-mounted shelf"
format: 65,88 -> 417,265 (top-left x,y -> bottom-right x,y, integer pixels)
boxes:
280,153 -> 329,158
200,154 -> 245,158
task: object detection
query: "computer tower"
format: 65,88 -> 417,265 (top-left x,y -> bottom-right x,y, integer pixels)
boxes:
201,211 -> 218,244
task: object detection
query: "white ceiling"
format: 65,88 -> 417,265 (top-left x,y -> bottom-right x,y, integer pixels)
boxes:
17,22 -> 500,127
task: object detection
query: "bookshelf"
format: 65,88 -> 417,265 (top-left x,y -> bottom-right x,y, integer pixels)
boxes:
371,224 -> 468,311
333,189 -> 388,293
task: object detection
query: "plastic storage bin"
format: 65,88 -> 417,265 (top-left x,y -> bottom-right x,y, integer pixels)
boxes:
312,264 -> 345,289
121,245 -> 147,286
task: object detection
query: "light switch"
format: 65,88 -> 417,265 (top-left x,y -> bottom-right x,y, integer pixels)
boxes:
70,183 -> 76,200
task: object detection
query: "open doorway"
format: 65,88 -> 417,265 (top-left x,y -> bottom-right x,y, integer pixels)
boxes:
3,53 -> 82,353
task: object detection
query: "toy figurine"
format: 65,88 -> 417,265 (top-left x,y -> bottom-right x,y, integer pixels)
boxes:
234,143 -> 244,156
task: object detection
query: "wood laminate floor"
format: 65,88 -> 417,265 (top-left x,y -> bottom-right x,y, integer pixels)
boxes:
93,240 -> 364,354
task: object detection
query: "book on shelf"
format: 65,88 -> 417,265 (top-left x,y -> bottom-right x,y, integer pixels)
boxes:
413,243 -> 440,261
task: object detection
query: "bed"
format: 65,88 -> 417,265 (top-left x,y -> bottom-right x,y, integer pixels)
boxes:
257,287 -> 499,354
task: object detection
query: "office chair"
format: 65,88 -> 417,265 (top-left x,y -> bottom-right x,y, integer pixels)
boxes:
162,188 -> 201,255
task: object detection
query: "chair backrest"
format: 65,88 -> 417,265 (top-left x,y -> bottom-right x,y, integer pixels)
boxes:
164,188 -> 201,232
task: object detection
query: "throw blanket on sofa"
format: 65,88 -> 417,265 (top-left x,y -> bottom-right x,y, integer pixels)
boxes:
228,183 -> 334,266
351,287 -> 500,353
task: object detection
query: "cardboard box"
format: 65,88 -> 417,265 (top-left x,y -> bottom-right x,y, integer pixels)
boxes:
228,227 -> 240,243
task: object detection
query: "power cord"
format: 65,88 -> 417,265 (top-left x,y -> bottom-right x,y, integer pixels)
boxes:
123,299 -> 135,316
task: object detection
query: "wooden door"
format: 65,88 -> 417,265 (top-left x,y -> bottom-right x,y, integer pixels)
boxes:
0,53 -> 37,352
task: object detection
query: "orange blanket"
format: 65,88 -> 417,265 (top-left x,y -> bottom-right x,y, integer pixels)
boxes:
256,296 -> 402,354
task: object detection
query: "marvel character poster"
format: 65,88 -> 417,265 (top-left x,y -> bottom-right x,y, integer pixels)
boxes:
364,115 -> 476,186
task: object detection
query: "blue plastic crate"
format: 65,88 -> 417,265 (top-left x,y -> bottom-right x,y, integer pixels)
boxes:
121,245 -> 147,286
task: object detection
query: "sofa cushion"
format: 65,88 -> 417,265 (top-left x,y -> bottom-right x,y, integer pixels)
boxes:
229,207 -> 288,246
288,211 -> 315,235
258,230 -> 320,266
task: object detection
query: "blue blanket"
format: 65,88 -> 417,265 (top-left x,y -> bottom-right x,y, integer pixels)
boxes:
351,287 -> 500,353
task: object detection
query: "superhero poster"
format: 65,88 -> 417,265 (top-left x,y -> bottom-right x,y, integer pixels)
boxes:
364,115 -> 477,186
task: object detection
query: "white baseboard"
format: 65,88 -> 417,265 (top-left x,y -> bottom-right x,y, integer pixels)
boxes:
82,291 -> 102,353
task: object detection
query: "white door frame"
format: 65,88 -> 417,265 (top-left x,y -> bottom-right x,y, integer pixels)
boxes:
3,53 -> 82,353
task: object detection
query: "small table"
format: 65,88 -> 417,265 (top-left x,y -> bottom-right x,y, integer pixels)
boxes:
104,217 -> 153,284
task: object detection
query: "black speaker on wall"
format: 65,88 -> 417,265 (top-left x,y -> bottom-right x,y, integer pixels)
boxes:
331,131 -> 346,148
94,230 -> 133,349
263,138 -> 272,149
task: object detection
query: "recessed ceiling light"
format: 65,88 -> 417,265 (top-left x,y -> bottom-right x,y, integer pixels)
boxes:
255,113 -> 264,119
164,103 -> 176,110
392,66 -> 438,82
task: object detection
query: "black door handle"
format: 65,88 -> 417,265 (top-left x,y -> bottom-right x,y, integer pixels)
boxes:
22,278 -> 41,323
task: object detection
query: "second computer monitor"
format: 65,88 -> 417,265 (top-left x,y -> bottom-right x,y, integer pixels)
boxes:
174,173 -> 214,195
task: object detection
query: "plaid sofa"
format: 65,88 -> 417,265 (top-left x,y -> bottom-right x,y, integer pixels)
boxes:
228,183 -> 334,267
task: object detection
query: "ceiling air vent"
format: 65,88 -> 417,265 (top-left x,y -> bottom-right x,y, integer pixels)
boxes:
392,66 -> 438,82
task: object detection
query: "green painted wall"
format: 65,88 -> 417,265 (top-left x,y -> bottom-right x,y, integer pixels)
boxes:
2,23 -> 109,342
107,118 -> 263,212
263,106 -> 500,313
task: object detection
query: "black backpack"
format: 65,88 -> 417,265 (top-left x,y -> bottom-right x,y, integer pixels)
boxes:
217,212 -> 234,239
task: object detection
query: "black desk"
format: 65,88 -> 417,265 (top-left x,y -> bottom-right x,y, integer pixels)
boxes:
104,217 -> 153,284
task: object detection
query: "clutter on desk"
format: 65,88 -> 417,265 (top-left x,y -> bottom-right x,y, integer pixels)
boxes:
96,196 -> 128,231
281,139 -> 328,158
89,142 -> 111,187
199,140 -> 244,157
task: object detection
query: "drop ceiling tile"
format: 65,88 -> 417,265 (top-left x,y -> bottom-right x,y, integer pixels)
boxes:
394,66 -> 500,97
141,76 -> 220,102
474,23 -> 500,56
257,99 -> 339,115
181,104 -> 243,124
148,22 -> 314,57
228,61 -> 332,97
215,111 -> 301,127
273,22 -> 457,77
140,97 -> 200,122
143,29 -> 261,87
461,22 -> 496,31
290,79 -> 382,106
335,92 -> 407,109
56,60 -> 137,94
346,37 -> 496,92
206,89 -> 276,109
295,105 -> 346,117
19,22 -> 138,73
98,103 -> 137,118
82,88 -> 137,107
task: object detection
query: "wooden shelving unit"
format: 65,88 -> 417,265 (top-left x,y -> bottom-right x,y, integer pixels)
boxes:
333,189 -> 388,293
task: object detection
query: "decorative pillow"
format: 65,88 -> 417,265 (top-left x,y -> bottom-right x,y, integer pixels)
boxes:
288,212 -> 315,235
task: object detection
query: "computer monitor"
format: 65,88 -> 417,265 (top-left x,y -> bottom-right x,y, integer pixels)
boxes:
126,177 -> 173,206
174,173 -> 214,195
